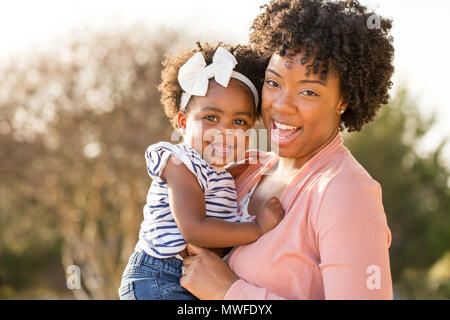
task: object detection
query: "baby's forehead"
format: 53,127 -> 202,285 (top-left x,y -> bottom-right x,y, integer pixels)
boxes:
208,78 -> 256,100
194,79 -> 253,100
187,82 -> 255,114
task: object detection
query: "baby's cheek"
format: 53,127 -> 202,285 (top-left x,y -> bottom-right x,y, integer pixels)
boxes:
233,132 -> 249,162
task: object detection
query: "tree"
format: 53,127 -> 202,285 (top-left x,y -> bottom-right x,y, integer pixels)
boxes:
0,26 -> 180,299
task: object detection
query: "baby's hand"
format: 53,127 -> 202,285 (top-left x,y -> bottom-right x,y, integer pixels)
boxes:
255,197 -> 285,235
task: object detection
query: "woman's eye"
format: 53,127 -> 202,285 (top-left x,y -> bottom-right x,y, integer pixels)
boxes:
265,79 -> 279,88
301,90 -> 319,97
204,115 -> 218,122
234,119 -> 247,126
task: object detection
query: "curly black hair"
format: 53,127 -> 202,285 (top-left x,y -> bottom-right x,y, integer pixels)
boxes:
250,0 -> 395,132
158,42 -> 267,128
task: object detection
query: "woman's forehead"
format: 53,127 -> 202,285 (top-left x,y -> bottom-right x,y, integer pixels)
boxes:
268,53 -> 318,77
268,52 -> 338,83
269,49 -> 316,68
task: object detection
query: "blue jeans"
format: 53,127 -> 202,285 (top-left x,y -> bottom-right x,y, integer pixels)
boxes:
118,251 -> 197,300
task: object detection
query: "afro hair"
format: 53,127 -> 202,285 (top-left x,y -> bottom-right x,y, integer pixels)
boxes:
250,0 -> 395,132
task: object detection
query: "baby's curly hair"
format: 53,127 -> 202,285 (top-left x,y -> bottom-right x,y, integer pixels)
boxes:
250,0 -> 395,132
158,42 -> 267,128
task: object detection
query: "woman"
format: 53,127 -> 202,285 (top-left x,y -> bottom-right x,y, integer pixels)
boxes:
180,0 -> 395,299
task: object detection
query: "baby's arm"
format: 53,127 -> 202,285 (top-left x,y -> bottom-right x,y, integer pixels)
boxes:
226,162 -> 250,180
161,157 -> 283,248
207,197 -> 285,258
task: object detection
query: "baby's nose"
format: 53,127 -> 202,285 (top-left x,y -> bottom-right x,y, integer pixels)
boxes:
211,129 -> 235,143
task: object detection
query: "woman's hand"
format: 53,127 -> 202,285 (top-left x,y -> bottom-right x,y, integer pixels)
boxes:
180,244 -> 239,300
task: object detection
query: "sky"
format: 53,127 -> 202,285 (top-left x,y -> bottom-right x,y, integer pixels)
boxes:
1,0 -> 450,165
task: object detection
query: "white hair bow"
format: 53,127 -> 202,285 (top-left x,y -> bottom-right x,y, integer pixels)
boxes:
178,46 -> 259,111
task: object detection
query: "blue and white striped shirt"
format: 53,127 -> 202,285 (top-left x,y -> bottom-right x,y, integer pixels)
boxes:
135,142 -> 240,259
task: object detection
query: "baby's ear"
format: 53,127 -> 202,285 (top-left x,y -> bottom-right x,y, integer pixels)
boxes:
176,111 -> 187,131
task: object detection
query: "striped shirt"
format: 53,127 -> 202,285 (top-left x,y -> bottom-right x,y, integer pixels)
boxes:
135,142 -> 240,259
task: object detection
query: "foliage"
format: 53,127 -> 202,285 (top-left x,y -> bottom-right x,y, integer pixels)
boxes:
0,26 -> 178,299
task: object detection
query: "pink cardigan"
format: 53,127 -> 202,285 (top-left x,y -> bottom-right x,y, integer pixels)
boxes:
224,133 -> 393,300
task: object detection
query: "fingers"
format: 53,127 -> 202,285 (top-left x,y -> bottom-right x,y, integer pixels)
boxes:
182,245 -> 218,271
182,255 -> 195,266
179,274 -> 188,288
182,245 -> 209,267
266,196 -> 282,206
186,243 -> 206,256
181,257 -> 194,286
261,197 -> 285,227
179,267 -> 190,290
265,197 -> 284,211
180,251 -> 200,291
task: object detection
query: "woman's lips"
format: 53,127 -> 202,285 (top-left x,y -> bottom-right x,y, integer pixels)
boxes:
270,120 -> 302,145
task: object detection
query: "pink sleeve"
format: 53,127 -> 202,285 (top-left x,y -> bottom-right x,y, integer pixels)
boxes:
316,172 -> 393,299
224,279 -> 286,300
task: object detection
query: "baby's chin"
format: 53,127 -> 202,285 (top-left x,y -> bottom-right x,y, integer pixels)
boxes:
202,147 -> 239,168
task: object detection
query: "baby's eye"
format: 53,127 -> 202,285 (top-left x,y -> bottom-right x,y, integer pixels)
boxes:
234,119 -> 248,126
204,115 -> 218,122
300,90 -> 319,97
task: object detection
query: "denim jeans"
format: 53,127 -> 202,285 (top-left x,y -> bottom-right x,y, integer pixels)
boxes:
118,251 -> 197,300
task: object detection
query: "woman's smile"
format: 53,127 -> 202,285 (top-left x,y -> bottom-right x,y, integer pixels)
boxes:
270,120 -> 303,145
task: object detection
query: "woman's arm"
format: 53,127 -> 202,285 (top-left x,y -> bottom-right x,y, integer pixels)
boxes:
161,157 -> 282,248
315,173 -> 393,299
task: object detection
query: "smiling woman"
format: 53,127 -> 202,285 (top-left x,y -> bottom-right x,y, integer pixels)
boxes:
262,53 -> 346,165
179,0 -> 396,300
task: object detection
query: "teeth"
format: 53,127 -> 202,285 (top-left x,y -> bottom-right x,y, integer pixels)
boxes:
274,121 -> 298,130
213,144 -> 231,149
212,144 -> 232,153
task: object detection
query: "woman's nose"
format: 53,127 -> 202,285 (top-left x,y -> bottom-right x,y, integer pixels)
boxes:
272,91 -> 297,114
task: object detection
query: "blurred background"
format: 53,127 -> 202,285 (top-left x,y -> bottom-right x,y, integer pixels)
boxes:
0,0 -> 449,299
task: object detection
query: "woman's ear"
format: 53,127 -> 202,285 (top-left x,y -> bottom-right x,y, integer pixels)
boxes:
336,97 -> 348,116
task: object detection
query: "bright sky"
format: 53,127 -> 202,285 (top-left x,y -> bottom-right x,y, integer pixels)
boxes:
1,0 -> 450,165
